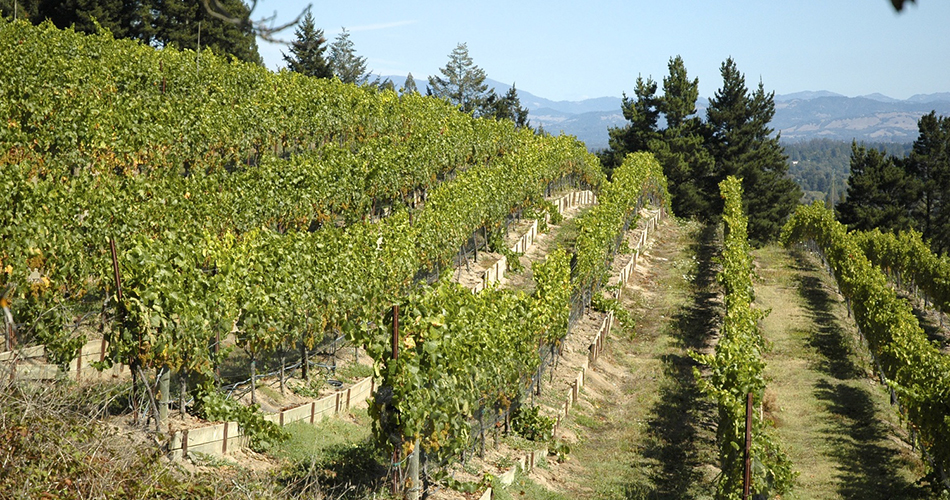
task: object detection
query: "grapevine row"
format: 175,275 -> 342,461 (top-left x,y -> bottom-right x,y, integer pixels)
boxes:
781,202 -> 950,485
852,228 -> 950,318
693,176 -> 793,500
0,20 -> 603,408
574,152 -> 670,293
368,152 -> 671,468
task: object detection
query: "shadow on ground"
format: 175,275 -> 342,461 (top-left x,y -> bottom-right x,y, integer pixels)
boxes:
624,223 -> 721,500
793,249 -> 930,499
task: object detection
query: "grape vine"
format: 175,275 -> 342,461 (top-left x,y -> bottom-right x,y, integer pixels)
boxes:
852,228 -> 950,319
782,202 -> 950,485
0,19 -> 603,417
692,176 -> 794,500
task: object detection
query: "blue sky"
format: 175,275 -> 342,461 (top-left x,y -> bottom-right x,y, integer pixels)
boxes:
252,0 -> 949,102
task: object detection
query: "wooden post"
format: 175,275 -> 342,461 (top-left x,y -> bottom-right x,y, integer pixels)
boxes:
215,331 -> 221,384
158,365 -> 170,426
744,392 -> 753,500
392,305 -> 399,361
2,302 -> 14,352
391,304 -> 401,497
408,438 -> 421,500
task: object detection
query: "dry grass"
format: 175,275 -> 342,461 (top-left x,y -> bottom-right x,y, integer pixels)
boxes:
0,379 -> 286,499
545,218 -> 721,500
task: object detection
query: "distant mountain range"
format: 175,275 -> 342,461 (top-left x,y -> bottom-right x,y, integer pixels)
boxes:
386,75 -> 950,151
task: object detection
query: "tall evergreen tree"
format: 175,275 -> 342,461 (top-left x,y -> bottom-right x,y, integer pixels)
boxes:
26,0 -> 262,64
485,84 -> 529,128
32,0 -> 140,37
601,76 -> 660,175
0,0 -> 36,20
149,0 -> 262,64
706,58 -> 801,244
906,111 -> 950,251
371,77 -> 395,92
402,72 -> 418,95
328,28 -> 368,84
428,43 -> 490,115
658,55 -> 700,129
282,11 -> 331,78
649,56 -> 714,218
837,142 -> 915,233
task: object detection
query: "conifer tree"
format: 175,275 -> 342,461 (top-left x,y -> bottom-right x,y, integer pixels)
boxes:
282,11 -> 331,78
837,142 -> 915,233
649,56 -> 714,217
29,0 -> 262,64
329,28 -> 369,84
906,111 -> 950,251
485,84 -> 529,128
601,76 -> 660,176
428,43 -> 490,115
402,72 -> 418,95
706,58 -> 801,244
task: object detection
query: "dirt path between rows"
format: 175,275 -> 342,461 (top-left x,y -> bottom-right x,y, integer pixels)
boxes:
754,245 -> 931,499
533,219 -> 721,500
522,225 -> 936,500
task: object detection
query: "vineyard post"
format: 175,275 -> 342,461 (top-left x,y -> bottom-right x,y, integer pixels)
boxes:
158,365 -> 170,428
743,392 -> 753,500
408,437 -> 421,500
2,295 -> 14,352
215,331 -> 221,384
300,337 -> 308,381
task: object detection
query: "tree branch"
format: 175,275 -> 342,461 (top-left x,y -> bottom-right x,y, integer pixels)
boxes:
201,0 -> 312,43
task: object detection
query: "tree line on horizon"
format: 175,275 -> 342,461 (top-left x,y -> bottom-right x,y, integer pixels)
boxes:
601,55 -> 802,245
2,2 -> 533,128
283,13 -> 530,128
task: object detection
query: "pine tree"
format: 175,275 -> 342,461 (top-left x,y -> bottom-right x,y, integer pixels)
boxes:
706,58 -> 801,244
16,0 -> 349,64
906,111 -> 950,251
649,56 -> 714,218
282,11 -> 331,78
328,28 -> 368,84
402,72 -> 418,95
659,55 -> 700,129
373,77 -> 395,92
32,0 -> 138,37
837,142 -> 915,233
601,76 -> 660,176
485,84 -> 529,128
142,0 -> 262,64
428,43 -> 490,115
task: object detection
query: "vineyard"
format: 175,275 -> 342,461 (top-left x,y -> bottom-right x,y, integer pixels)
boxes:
2,18 -> 949,500
782,203 -> 950,490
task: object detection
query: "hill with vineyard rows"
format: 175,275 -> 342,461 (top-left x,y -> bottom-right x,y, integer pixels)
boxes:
1,19 -> 948,500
